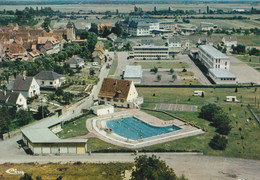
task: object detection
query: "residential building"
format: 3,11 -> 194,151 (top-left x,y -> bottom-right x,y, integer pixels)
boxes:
12,76 -> 40,98
128,21 -> 150,36
133,45 -> 169,60
114,38 -> 123,49
180,28 -> 197,35
107,33 -> 117,42
98,78 -> 143,108
34,71 -> 65,88
222,37 -> 237,47
37,36 -> 61,54
140,39 -> 154,46
198,22 -> 215,32
198,45 -> 230,70
0,91 -> 27,109
66,56 -> 85,69
92,46 -> 105,65
145,19 -> 160,32
168,38 -> 181,48
123,65 -> 142,84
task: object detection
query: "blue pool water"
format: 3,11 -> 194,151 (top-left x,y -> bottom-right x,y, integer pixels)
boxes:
106,116 -> 181,140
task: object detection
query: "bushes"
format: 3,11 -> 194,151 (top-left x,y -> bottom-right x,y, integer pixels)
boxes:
209,134 -> 228,150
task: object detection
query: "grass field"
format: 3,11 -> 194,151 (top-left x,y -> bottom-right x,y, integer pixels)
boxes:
129,62 -> 189,69
108,54 -> 118,77
178,71 -> 194,77
137,87 -> 260,160
57,114 -> 95,139
0,162 -> 133,180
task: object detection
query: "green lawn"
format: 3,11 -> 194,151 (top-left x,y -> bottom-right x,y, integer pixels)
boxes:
87,138 -> 131,152
129,62 -> 189,69
137,87 -> 260,160
0,162 -> 133,180
178,71 -> 194,77
108,54 -> 118,76
57,114 -> 96,139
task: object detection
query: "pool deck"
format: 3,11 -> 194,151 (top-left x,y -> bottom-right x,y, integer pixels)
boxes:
86,109 -> 204,149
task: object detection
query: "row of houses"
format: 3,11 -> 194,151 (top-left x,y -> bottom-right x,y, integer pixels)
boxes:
0,71 -> 65,110
0,21 -> 77,61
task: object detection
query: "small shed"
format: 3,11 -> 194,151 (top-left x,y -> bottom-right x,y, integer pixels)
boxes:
91,105 -> 114,116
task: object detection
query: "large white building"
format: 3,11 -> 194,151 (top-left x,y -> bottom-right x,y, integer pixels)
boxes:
198,45 -> 236,84
198,45 -> 230,70
133,45 -> 169,60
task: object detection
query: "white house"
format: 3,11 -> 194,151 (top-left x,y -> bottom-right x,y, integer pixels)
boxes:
98,78 -> 143,108
66,56 -> 85,69
198,22 -> 215,32
168,38 -> 182,48
34,71 -> 65,88
226,96 -> 240,102
12,76 -> 40,98
91,105 -> 114,116
222,37 -> 237,47
0,91 -> 27,109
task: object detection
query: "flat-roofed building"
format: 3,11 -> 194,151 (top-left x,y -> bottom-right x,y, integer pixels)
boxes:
133,45 -> 169,60
209,69 -> 236,84
159,21 -> 177,31
123,65 -> 142,84
198,45 -> 230,70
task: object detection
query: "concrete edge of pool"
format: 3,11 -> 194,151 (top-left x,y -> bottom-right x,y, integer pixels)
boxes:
86,109 -> 204,149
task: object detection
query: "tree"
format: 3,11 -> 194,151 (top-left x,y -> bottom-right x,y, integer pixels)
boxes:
170,68 -> 174,74
89,23 -> 98,35
172,74 -> 177,82
212,113 -> 232,135
150,67 -> 158,74
55,87 -> 64,97
157,74 -> 161,81
111,22 -> 122,36
16,110 -> 34,126
131,155 -> 185,180
90,68 -> 95,76
62,92 -> 74,104
209,134 -> 228,150
0,106 -> 11,134
36,106 -> 50,120
19,173 -> 33,180
102,26 -> 111,37
199,104 -> 223,122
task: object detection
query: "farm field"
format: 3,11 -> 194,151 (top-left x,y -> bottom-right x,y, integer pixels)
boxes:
0,3 -> 259,13
0,162 -> 133,180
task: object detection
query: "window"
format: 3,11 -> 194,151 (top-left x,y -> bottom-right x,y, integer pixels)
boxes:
107,98 -> 111,101
120,99 -> 124,103
42,81 -> 44,85
50,82 -> 53,85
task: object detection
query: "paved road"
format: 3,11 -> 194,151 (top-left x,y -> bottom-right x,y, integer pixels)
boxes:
114,51 -> 129,79
0,135 -> 259,180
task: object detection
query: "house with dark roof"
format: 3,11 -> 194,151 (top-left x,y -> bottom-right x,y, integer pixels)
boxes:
0,91 -> 27,109
65,56 -> 85,69
34,71 -> 65,88
98,78 -> 143,108
168,38 -> 182,48
12,76 -> 40,98
114,38 -> 123,49
92,46 -> 105,65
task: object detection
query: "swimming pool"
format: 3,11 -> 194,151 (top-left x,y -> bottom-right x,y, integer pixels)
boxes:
106,116 -> 181,140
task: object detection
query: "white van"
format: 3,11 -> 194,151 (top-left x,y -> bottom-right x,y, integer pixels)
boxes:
193,90 -> 205,97
92,62 -> 99,66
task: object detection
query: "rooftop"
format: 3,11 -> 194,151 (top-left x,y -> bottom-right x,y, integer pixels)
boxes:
199,45 -> 229,59
12,76 -> 34,91
209,69 -> 236,78
124,65 -> 142,79
35,71 -> 62,80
